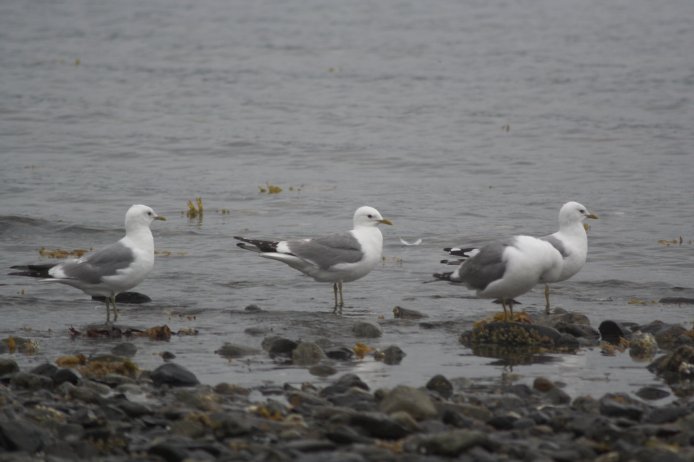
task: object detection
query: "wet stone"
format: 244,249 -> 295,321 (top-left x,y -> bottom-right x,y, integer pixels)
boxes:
244,304 -> 263,312
0,418 -> 49,453
426,374 -> 453,399
375,345 -> 406,365
599,320 -> 632,344
292,341 -> 327,366
378,385 -> 438,421
151,363 -> 200,387
325,346 -> 354,361
309,363 -> 337,377
10,372 -> 54,390
635,386 -> 671,401
351,321 -> 383,338
111,342 -> 137,357
215,342 -> 260,359
599,393 -> 646,421
392,306 -> 427,319
410,430 -> 489,457
644,405 -> 689,424
53,367 -> 82,386
0,358 -> 19,375
629,332 -> 658,360
30,362 -> 58,378
349,412 -> 411,439
320,373 -> 369,397
264,336 -> 298,357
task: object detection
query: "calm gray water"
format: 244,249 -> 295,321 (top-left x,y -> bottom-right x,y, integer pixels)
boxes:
1,0 -> 693,400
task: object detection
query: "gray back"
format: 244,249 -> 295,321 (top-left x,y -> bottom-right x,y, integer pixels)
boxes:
61,242 -> 135,283
540,235 -> 569,258
457,239 -> 512,291
288,233 -> 364,269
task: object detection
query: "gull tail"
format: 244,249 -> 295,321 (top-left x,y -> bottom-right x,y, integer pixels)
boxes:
444,247 -> 479,258
9,263 -> 56,278
234,236 -> 279,253
432,271 -> 454,281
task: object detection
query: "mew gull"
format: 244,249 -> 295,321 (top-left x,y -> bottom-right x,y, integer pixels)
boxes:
434,202 -> 597,318
10,204 -> 165,323
234,206 -> 392,314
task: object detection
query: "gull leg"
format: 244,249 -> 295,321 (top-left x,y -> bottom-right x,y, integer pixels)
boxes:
338,281 -> 344,316
509,299 -> 514,321
105,298 -> 112,324
112,295 -> 119,322
544,284 -> 551,315
332,283 -> 339,314
501,299 -> 509,321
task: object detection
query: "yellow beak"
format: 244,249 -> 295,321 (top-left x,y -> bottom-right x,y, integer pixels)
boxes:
155,216 -> 167,221
586,212 -> 598,219
379,218 -> 393,226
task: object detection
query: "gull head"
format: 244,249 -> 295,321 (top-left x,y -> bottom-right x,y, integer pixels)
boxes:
353,206 -> 392,228
559,201 -> 598,227
126,204 -> 166,230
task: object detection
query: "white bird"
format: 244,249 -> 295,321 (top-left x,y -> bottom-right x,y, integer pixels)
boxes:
234,206 -> 392,314
435,202 -> 597,318
10,204 -> 165,323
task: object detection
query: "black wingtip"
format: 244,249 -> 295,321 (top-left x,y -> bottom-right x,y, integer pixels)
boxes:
432,271 -> 453,281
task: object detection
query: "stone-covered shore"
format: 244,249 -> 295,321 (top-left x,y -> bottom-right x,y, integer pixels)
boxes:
1,354 -> 694,462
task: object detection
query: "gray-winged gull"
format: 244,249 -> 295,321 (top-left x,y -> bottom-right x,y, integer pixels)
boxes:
435,201 -> 597,318
10,204 -> 165,323
235,206 -> 392,314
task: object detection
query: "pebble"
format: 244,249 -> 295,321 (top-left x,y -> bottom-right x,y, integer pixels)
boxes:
292,341 -> 327,366
351,321 -> 383,338
378,385 -> 438,421
0,358 -> 19,375
426,374 -> 453,399
375,345 -> 406,365
150,363 -> 200,387
111,342 -> 138,357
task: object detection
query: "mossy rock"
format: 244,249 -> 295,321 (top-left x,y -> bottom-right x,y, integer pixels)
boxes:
460,322 -> 572,349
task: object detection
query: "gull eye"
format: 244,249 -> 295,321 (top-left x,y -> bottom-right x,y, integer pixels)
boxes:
367,214 -> 373,219
147,211 -> 153,216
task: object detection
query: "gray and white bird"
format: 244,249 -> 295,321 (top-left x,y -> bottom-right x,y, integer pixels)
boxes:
435,201 -> 597,317
10,204 -> 165,323
235,206 -> 392,314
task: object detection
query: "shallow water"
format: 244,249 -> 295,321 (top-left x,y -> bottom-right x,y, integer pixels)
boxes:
1,0 -> 693,401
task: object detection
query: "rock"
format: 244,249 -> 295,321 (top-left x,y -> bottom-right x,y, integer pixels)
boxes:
555,322 -> 601,340
599,320 -> 632,344
659,297 -> 694,305
54,368 -> 82,386
244,304 -> 263,312
351,321 -> 382,338
392,306 -> 427,319
215,342 -> 260,359
440,402 -> 492,422
375,345 -> 406,365
533,377 -> 555,392
629,332 -> 658,360
324,425 -> 374,445
0,358 -> 19,375
111,342 -> 138,357
461,322 -> 570,348
263,337 -> 298,357
30,362 -> 58,378
151,363 -> 200,387
378,385 -> 438,421
325,346 -> 354,361
0,419 -> 49,453
309,364 -> 337,377
426,374 -> 453,399
635,386 -> 670,401
648,345 -> 694,383
645,405 -> 689,424
599,393 -> 645,421
411,430 -> 489,457
161,351 -> 176,361
244,326 -> 270,336
487,414 -> 518,430
349,412 -> 411,439
292,342 -> 327,366
320,373 -> 369,397
10,372 -> 54,390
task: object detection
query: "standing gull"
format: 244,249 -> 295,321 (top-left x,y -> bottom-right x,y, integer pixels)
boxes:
10,204 -> 165,323
234,206 -> 392,314
434,202 -> 597,318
